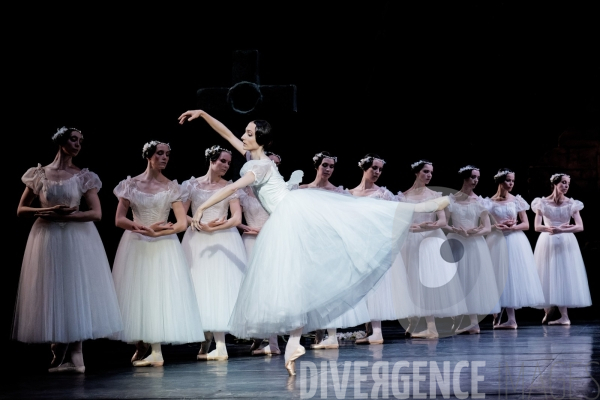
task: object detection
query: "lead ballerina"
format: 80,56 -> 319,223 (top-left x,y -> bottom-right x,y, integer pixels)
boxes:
178,110 -> 448,375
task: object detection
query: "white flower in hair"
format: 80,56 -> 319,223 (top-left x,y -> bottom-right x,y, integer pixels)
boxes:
411,160 -> 428,169
550,173 -> 570,182
493,170 -> 511,179
358,156 -> 385,168
205,145 -> 232,158
458,165 -> 478,173
313,152 -> 337,163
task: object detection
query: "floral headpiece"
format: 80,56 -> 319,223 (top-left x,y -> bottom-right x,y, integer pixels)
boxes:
358,156 -> 386,168
458,165 -> 479,173
550,173 -> 570,183
313,152 -> 337,163
204,145 -> 232,159
265,151 -> 282,162
493,169 -> 511,179
142,140 -> 170,159
52,126 -> 81,142
410,160 -> 430,169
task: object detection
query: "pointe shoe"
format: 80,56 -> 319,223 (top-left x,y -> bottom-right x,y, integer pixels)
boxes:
310,339 -> 339,349
133,359 -> 164,367
548,318 -> 570,326
197,351 -> 228,361
284,346 -> 306,376
48,362 -> 85,374
456,326 -> 480,335
355,337 -> 384,345
249,339 -> 263,353
252,346 -> 281,356
493,322 -> 517,330
131,343 -> 150,363
411,330 -> 439,339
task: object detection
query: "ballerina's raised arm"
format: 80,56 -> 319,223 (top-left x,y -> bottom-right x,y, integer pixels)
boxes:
178,110 -> 246,156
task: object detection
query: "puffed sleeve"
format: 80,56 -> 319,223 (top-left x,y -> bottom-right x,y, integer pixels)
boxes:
286,170 -> 304,190
447,193 -> 457,213
79,169 -> 102,193
179,177 -> 194,203
380,187 -> 398,201
21,164 -> 45,195
514,195 -> 530,212
240,161 -> 273,186
168,180 -> 183,204
477,196 -> 492,211
531,197 -> 543,214
113,177 -> 134,201
570,199 -> 584,215
396,191 -> 406,202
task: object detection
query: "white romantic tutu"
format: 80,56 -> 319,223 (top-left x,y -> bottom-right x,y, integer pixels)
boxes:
487,231 -> 545,308
365,254 -> 410,321
182,227 -> 247,332
401,232 -> 468,317
534,232 -> 592,307
111,232 -> 205,344
446,234 -> 501,315
228,188 -> 415,338
12,219 -> 123,343
484,229 -> 510,312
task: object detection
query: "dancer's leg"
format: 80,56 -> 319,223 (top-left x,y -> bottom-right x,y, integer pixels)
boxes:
206,332 -> 228,359
253,334 -> 282,355
495,308 -> 517,329
457,315 -> 481,334
49,343 -> 68,369
48,341 -> 86,373
412,316 -> 439,339
404,316 -> 420,337
356,320 -> 384,344
549,306 -> 571,325
284,327 -> 305,376
132,343 -> 164,367
197,332 -> 214,359
311,328 -> 339,349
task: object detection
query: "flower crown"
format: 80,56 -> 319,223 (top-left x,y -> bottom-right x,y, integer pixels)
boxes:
358,156 -> 386,168
142,141 -> 170,159
550,173 -> 570,183
52,126 -> 81,141
265,151 -> 282,162
458,165 -> 479,173
410,160 -> 430,169
493,169 -> 511,179
313,152 -> 337,163
204,145 -> 232,159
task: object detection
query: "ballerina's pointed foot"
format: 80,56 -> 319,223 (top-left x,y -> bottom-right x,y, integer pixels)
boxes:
355,337 -> 384,345
310,336 -> 339,349
284,346 -> 306,376
548,317 -> 570,326
197,350 -> 228,361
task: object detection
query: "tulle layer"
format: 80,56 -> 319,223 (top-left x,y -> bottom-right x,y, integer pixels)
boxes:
228,188 -> 415,338
12,220 -> 123,343
487,231 -> 545,308
320,298 -> 370,329
401,232 -> 468,317
365,254 -> 408,321
182,227 -> 247,332
111,232 -> 204,344
534,232 -> 592,307
447,234 -> 501,315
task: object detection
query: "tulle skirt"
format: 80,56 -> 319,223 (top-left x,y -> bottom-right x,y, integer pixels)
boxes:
111,231 -> 205,344
487,230 -> 545,308
401,231 -> 468,317
12,219 -> 123,343
365,252 -> 413,321
534,232 -> 592,307
447,233 -> 501,315
182,227 -> 247,332
228,188 -> 415,338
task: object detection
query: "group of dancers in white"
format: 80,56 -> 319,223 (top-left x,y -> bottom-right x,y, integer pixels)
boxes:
13,111 -> 592,376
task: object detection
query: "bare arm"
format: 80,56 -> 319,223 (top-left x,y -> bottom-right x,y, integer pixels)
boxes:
200,199 -> 243,233
191,173 -> 256,230
510,210 -> 529,231
182,199 -> 193,226
178,110 -> 245,156
115,198 -> 146,231
534,211 -> 553,233
553,211 -> 584,234
17,187 -> 74,218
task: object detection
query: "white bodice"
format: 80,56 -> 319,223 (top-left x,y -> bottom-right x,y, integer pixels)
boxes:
532,197 -> 584,227
240,159 -> 303,214
480,195 -> 529,225
240,187 -> 270,228
181,178 -> 239,223
399,189 -> 442,224
22,164 -> 102,209
448,194 -> 487,229
114,177 -> 182,227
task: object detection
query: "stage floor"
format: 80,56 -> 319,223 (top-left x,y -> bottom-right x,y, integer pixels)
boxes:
3,319 -> 599,399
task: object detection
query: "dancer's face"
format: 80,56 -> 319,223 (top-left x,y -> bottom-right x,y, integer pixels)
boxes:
149,144 -> 170,170
211,151 -> 232,176
501,173 -> 515,192
555,176 -> 570,194
268,154 -> 281,166
241,122 -> 259,151
465,169 -> 480,189
317,158 -> 335,180
416,164 -> 433,185
365,159 -> 384,182
61,131 -> 83,157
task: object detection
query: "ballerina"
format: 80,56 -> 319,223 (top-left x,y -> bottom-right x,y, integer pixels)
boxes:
348,154 -> 412,345
399,160 -> 468,339
178,109 -> 447,375
301,151 -> 371,350
481,168 -> 545,330
181,145 -> 247,361
445,165 -> 501,334
532,173 -> 591,325
112,140 -> 204,367
13,126 -> 123,374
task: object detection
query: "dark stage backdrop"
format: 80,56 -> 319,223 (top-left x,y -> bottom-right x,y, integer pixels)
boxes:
5,2 -> 599,338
